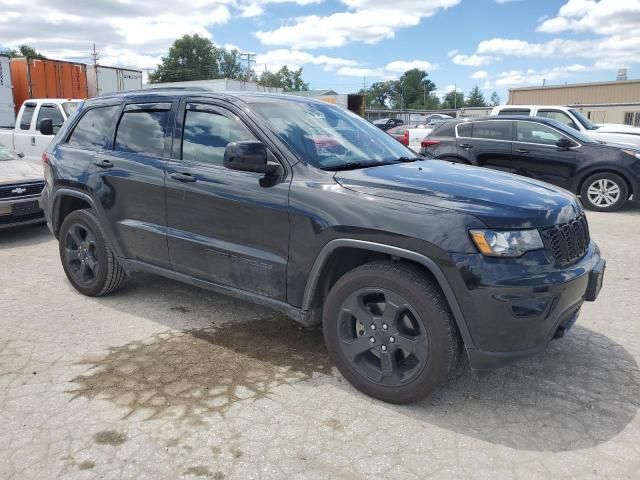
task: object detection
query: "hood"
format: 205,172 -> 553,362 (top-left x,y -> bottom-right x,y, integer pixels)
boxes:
597,123 -> 640,135
0,158 -> 44,186
335,160 -> 582,229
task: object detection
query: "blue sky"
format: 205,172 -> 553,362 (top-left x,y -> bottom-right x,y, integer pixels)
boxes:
1,0 -> 638,103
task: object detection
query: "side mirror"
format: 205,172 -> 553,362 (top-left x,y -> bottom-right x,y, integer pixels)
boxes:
556,138 -> 575,150
223,141 -> 279,175
39,118 -> 54,136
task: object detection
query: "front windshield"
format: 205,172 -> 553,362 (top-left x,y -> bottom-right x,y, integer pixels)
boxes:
62,102 -> 81,117
546,118 -> 598,144
569,109 -> 598,130
0,145 -> 19,161
249,99 -> 416,169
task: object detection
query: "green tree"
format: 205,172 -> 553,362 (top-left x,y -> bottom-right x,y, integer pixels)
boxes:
441,90 -> 465,109
7,45 -> 46,59
359,81 -> 396,108
219,49 -> 247,80
490,91 -> 501,106
257,66 -> 309,91
149,34 -> 219,83
395,68 -> 437,109
466,86 -> 487,107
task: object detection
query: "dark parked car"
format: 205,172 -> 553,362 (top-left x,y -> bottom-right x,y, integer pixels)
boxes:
41,92 -> 605,404
372,118 -> 404,131
421,116 -> 640,211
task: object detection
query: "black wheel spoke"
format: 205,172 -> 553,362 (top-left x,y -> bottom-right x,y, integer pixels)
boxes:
65,248 -> 82,261
379,352 -> 396,379
64,223 -> 99,284
69,227 -> 83,247
380,291 -> 407,329
342,295 -> 373,324
342,335 -> 373,360
394,333 -> 427,357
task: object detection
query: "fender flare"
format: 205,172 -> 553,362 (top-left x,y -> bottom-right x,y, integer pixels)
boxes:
571,166 -> 638,195
301,239 -> 475,349
51,188 -> 124,258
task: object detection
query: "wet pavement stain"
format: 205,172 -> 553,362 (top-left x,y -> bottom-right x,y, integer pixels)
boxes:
69,317 -> 331,419
78,460 -> 95,470
93,430 -> 128,446
184,465 -> 213,477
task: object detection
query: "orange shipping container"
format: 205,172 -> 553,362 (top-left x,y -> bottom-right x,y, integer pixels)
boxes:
9,57 -> 88,112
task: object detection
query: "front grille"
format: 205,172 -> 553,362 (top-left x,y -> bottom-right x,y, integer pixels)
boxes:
539,215 -> 590,266
0,181 -> 45,200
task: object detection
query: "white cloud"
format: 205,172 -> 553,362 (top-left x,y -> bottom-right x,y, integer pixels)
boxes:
485,64 -> 588,89
495,0 -> 520,3
470,70 -> 489,79
337,66 -> 385,77
537,0 -> 640,35
255,0 -> 461,49
385,60 -> 433,72
256,49 -> 360,73
451,54 -> 495,67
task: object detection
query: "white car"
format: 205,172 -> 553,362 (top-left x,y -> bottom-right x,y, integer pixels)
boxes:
491,105 -> 640,147
0,99 -> 82,161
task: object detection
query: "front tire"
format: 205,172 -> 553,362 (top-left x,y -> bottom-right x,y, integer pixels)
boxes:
322,261 -> 461,404
580,172 -> 628,212
59,209 -> 127,296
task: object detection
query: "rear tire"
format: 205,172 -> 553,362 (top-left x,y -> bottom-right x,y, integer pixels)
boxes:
59,209 -> 127,296
322,261 -> 462,404
580,172 -> 628,212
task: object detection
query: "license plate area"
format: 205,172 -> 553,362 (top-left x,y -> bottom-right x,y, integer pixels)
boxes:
12,200 -> 40,216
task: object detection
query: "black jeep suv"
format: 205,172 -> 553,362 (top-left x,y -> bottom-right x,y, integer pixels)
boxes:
41,91 -> 605,404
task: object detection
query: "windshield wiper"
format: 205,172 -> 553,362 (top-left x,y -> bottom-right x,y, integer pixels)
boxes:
396,156 -> 421,162
323,161 -> 367,171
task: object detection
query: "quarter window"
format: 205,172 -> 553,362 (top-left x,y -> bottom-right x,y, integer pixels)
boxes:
67,105 -> 121,150
516,122 -> 565,146
537,110 -> 579,130
497,108 -> 531,116
182,108 -> 257,166
36,105 -> 65,134
115,108 -> 170,157
20,103 -> 36,130
471,121 -> 512,141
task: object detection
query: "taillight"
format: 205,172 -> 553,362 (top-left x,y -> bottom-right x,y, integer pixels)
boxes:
402,131 -> 409,145
41,152 -> 50,165
421,139 -> 441,148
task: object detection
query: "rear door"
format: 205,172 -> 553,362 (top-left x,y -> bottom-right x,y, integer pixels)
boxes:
83,101 -> 174,268
511,120 -> 578,189
457,120 -> 515,172
164,100 -> 290,300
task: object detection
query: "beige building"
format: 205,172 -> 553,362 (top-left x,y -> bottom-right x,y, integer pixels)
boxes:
508,79 -> 640,125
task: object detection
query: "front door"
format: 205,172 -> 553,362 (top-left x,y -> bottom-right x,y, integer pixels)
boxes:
165,101 -> 290,300
512,120 -> 578,189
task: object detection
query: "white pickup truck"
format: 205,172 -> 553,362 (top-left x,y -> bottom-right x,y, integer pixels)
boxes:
0,99 -> 82,161
491,105 -> 640,147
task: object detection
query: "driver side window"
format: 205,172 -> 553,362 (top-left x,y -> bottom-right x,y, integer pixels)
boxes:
182,108 -> 257,166
37,105 -> 65,134
537,110 -> 579,130
516,121 -> 564,146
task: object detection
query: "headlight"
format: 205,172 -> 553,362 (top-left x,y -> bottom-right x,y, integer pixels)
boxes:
622,149 -> 640,160
469,229 -> 544,257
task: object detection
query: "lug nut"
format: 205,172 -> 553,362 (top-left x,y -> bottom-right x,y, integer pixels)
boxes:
381,345 -> 387,352
382,323 -> 388,330
370,324 -> 376,330
369,337 -> 376,344
389,336 -> 395,343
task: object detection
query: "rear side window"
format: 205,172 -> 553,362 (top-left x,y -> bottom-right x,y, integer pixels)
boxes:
182,109 -> 257,166
471,121 -> 512,141
115,108 -> 170,157
456,122 -> 472,137
37,105 -> 65,134
497,108 -> 531,116
67,105 -> 121,150
20,103 -> 36,130
432,121 -> 456,137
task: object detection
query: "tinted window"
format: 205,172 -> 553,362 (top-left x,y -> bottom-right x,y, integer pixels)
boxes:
182,109 -> 257,166
115,109 -> 169,157
516,121 -> 565,145
20,104 -> 36,130
456,122 -> 472,137
37,105 -> 65,134
497,108 -> 531,116
537,110 -> 578,130
472,121 -> 512,140
68,105 -> 120,150
432,121 -> 456,137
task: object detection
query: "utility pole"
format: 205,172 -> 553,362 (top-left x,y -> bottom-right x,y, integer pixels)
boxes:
454,84 -> 457,110
239,52 -> 256,80
91,42 -> 99,66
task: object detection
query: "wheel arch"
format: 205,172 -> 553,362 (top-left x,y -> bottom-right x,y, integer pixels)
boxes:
572,166 -> 637,197
301,239 -> 475,349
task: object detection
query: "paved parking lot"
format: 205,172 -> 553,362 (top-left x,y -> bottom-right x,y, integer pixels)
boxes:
1,202 -> 639,479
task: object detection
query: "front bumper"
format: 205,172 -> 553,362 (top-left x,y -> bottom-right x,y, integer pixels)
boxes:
0,196 -> 45,229
445,243 -> 605,373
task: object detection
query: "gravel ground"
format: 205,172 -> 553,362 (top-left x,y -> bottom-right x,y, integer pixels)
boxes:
1,202 -> 639,479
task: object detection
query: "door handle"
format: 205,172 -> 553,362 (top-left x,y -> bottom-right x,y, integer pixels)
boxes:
93,159 -> 114,169
31,136 -> 36,146
170,172 -> 197,183
459,143 -> 473,149
514,148 -> 529,153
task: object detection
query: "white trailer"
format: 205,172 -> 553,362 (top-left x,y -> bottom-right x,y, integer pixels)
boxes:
87,65 -> 143,98
0,55 -> 14,128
